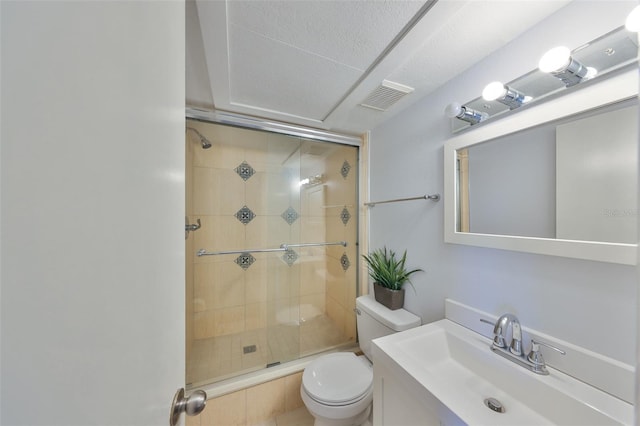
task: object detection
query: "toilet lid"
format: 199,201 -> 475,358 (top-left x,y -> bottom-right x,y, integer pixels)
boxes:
303,352 -> 372,405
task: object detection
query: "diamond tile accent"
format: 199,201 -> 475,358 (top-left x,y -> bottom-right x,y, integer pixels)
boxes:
340,207 -> 351,225
235,161 -> 255,181
282,249 -> 298,266
235,253 -> 256,270
235,205 -> 256,225
281,207 -> 299,225
340,160 -> 351,179
340,253 -> 350,271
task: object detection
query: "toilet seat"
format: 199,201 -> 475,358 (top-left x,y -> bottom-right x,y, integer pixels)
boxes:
302,352 -> 373,406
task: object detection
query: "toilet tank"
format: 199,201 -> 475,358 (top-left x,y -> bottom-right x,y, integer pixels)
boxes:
356,294 -> 421,360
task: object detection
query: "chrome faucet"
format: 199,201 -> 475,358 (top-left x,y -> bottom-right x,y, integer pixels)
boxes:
481,314 -> 565,375
491,313 -> 523,356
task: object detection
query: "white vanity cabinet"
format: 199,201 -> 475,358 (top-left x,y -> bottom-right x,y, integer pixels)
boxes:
372,341 -> 464,426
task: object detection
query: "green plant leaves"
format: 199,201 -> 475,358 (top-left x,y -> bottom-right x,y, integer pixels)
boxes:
362,247 -> 423,291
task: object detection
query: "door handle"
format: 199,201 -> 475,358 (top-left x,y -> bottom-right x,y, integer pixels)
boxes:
170,387 -> 206,426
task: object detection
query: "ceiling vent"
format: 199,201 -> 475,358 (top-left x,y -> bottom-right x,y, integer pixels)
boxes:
360,80 -> 414,111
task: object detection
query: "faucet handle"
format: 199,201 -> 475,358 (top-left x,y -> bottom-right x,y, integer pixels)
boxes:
479,318 -> 506,348
527,339 -> 566,372
509,321 -> 523,356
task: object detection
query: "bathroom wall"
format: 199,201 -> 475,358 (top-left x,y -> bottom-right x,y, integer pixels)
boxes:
368,0 -> 638,367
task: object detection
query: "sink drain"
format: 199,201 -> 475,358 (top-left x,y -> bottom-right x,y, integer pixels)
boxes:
484,397 -> 505,413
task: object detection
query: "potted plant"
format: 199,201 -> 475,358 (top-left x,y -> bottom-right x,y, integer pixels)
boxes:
362,247 -> 423,310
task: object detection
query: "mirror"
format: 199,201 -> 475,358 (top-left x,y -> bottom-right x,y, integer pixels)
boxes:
444,70 -> 638,265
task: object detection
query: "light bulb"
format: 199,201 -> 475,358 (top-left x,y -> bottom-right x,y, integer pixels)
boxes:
444,102 -> 462,118
482,82 -> 507,101
626,5 -> 640,32
538,46 -> 571,73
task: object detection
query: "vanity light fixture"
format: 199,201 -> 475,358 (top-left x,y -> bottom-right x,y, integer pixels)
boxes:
626,5 -> 640,32
481,82 -> 531,109
444,102 -> 487,125
538,46 -> 597,87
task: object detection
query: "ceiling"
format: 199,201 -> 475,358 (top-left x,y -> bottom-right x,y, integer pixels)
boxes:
186,0 -> 572,136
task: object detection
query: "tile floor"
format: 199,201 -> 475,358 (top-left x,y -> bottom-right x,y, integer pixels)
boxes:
254,406 -> 314,426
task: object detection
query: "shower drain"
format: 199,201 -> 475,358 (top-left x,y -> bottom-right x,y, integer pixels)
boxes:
484,397 -> 505,413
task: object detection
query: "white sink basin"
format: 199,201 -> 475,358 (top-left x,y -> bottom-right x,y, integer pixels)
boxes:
372,319 -> 632,425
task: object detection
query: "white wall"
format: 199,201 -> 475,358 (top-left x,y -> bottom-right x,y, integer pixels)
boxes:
368,0 -> 637,366
1,1 -> 185,425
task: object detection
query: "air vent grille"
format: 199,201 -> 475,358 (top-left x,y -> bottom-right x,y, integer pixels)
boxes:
360,80 -> 414,111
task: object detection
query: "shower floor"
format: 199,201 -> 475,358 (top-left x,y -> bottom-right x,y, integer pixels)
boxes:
187,314 -> 350,387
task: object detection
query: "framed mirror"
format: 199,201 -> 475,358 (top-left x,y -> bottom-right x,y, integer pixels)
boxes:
444,69 -> 638,265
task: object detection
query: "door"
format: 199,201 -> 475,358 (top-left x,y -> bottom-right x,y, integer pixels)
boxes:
1,2 -> 186,425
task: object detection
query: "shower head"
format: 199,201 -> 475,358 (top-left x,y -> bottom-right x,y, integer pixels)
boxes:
186,127 -> 212,149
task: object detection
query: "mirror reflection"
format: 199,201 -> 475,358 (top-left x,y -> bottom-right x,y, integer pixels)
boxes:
457,98 -> 638,244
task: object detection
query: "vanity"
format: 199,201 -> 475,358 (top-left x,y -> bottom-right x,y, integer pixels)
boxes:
372,300 -> 634,425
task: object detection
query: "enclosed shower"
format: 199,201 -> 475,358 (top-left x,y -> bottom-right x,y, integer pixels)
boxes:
185,116 -> 359,388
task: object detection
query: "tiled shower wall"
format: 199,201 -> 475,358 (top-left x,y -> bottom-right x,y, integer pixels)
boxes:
186,119 -> 358,383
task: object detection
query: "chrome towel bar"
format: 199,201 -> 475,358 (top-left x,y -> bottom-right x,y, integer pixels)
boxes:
364,193 -> 440,207
197,241 -> 347,257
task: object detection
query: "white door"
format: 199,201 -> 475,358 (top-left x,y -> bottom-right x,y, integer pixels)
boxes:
1,1 -> 186,425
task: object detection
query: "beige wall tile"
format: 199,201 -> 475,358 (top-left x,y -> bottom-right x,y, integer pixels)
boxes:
267,297 -> 299,327
244,171 -> 268,215
213,262 -> 246,309
190,123 -> 245,169
246,378 -> 286,425
194,310 -> 216,340
193,167 -> 216,215
200,389 -> 247,426
245,216 -> 292,251
265,258 -> 293,301
220,168 -> 247,215
300,216 -> 325,243
299,257 -> 326,296
326,258 -> 347,308
300,293 -> 325,321
284,372 -> 304,411
344,311 -> 357,342
245,261 -> 268,303
326,300 -> 346,334
193,263 -> 215,313
193,216 -> 246,259
245,302 -> 267,331
214,306 -> 245,336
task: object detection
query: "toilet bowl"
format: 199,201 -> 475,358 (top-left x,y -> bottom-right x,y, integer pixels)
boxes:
301,352 -> 372,426
300,295 -> 421,426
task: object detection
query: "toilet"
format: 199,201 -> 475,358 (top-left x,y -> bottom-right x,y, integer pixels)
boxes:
300,294 -> 421,426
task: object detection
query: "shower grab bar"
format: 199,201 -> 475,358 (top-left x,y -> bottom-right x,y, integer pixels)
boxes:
364,193 -> 440,207
197,241 -> 347,257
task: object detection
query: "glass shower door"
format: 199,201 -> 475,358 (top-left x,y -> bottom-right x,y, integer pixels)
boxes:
185,118 -> 358,388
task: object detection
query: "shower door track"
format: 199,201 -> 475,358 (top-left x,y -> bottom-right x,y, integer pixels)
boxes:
197,241 -> 347,257
186,108 -> 361,147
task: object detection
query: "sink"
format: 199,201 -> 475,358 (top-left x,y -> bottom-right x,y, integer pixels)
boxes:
372,319 -> 632,425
